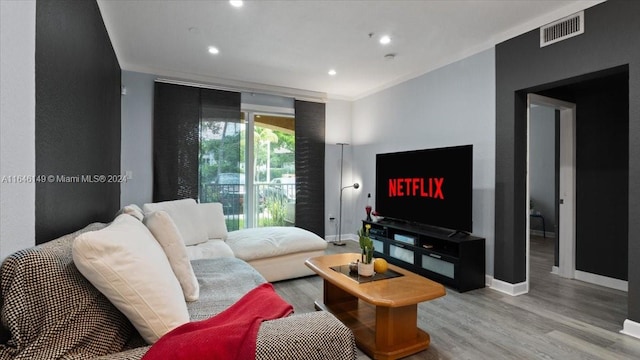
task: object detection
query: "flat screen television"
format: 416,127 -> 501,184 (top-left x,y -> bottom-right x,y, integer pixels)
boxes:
375,145 -> 473,233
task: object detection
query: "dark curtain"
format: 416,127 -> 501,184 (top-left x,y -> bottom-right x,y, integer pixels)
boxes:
294,100 -> 326,237
153,82 -> 200,201
199,88 -> 242,215
153,83 -> 241,202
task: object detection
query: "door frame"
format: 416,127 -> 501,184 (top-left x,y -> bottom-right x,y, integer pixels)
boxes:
526,94 -> 576,288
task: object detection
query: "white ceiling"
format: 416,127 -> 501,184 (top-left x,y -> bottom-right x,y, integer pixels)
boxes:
97,0 -> 603,101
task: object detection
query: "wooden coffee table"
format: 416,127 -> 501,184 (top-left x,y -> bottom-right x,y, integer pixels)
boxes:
305,253 -> 446,360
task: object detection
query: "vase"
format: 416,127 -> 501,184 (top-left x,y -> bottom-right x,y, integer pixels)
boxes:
358,261 -> 375,277
365,205 -> 372,221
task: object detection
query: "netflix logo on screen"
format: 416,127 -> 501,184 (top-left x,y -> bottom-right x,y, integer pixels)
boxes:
375,145 -> 473,232
388,177 -> 444,199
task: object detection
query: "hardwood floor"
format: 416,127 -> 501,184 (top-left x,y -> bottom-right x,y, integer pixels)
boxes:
272,236 -> 640,359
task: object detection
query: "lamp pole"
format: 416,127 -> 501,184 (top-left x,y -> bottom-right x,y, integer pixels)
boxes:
336,183 -> 359,246
335,143 -> 359,246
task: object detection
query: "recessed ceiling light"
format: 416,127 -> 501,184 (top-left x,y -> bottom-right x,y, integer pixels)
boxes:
229,0 -> 243,7
328,69 -> 337,76
379,35 -> 391,45
208,46 -> 219,55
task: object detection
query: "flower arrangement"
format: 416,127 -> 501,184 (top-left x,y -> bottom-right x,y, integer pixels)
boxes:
358,224 -> 374,264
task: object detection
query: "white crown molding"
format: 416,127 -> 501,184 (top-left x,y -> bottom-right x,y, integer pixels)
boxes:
126,65 -> 327,103
351,0 -> 606,101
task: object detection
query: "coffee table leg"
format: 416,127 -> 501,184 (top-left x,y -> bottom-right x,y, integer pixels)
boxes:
376,304 -> 418,346
375,304 -> 430,359
316,280 -> 430,360
323,279 -> 358,308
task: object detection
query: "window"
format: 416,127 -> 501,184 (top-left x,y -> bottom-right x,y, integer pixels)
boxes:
198,110 -> 295,230
153,83 -> 325,236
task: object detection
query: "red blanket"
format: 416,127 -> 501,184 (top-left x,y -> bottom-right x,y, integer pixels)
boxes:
142,283 -> 293,360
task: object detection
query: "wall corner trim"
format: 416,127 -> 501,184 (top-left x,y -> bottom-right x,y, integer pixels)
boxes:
621,319 -> 640,339
488,277 -> 529,296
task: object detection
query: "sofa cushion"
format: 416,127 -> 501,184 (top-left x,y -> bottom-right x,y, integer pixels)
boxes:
185,239 -> 236,261
226,226 -> 327,261
187,257 -> 267,320
143,199 -> 208,246
198,202 -> 228,240
116,204 -> 145,221
73,214 -> 189,344
144,210 -> 199,302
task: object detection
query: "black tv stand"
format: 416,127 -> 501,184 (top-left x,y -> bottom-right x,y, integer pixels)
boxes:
447,230 -> 471,238
364,219 -> 485,292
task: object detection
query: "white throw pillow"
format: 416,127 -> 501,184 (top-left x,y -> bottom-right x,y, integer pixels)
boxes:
117,204 -> 144,221
198,202 -> 228,240
143,199 -> 208,246
144,210 -> 199,301
72,214 -> 189,344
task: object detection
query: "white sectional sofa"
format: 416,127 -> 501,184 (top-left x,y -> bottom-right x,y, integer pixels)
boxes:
129,198 -> 327,282
0,220 -> 356,359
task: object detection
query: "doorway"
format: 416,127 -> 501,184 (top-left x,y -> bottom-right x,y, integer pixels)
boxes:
527,94 -> 576,287
523,67 -> 629,292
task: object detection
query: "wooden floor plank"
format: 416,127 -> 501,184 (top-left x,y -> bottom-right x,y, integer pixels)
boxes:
272,236 -> 640,359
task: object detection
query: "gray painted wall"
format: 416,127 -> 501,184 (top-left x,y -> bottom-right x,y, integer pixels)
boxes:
121,71 -> 155,206
0,0 -> 36,259
351,49 -> 496,276
529,105 -> 556,235
324,100 -> 354,240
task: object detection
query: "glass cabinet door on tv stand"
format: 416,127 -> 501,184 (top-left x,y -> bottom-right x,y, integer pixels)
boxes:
364,219 -> 485,292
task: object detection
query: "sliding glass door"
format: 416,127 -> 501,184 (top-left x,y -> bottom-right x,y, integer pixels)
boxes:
199,110 -> 295,230
252,112 -> 296,227
199,108 -> 245,230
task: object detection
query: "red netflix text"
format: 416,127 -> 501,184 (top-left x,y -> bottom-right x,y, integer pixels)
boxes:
388,177 -> 444,199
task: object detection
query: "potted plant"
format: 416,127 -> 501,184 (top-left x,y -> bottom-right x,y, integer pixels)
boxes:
358,224 -> 375,276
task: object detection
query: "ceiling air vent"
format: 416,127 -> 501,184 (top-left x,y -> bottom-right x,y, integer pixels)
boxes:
540,11 -> 584,47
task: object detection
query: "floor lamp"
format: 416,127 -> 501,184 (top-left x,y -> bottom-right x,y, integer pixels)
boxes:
335,143 -> 359,246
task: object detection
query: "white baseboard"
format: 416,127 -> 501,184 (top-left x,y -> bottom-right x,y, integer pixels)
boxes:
574,270 -> 627,292
325,234 -> 357,243
488,276 -> 529,296
621,319 -> 640,339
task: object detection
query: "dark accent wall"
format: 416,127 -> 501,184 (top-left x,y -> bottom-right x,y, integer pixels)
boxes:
294,100 -> 326,237
495,0 -> 640,321
35,0 -> 121,243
